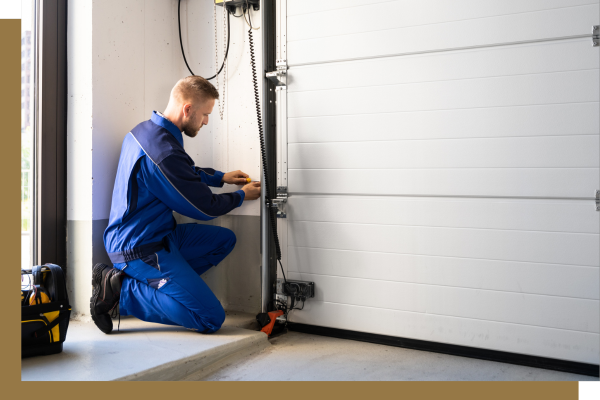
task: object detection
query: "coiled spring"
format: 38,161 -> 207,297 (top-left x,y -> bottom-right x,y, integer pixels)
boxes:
248,28 -> 282,262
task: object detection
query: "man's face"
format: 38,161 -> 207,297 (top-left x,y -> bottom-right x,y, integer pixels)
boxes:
182,98 -> 215,138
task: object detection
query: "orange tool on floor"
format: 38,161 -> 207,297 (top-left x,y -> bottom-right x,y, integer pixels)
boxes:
260,310 -> 284,336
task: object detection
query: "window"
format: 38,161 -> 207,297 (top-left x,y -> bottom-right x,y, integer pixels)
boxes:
21,0 -> 67,270
21,0 -> 35,269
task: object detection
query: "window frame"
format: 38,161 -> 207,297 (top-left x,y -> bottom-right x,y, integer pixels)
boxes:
34,0 -> 68,270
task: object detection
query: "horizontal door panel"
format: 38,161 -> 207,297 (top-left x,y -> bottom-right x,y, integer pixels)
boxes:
288,0 -> 596,41
288,0 -> 387,17
289,136 -> 599,169
287,272 -> 600,333
288,70 -> 598,118
287,301 -> 600,364
288,246 -> 600,299
288,4 -> 599,65
287,221 -> 600,266
288,168 -> 599,198
289,103 -> 599,143
288,39 -> 597,93
287,196 -> 600,233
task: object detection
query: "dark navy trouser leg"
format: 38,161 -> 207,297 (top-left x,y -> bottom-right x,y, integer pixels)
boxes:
116,223 -> 236,333
168,223 -> 237,276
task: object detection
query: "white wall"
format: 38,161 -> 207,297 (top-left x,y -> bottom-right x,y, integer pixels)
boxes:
66,0 -> 93,319
67,0 -> 263,317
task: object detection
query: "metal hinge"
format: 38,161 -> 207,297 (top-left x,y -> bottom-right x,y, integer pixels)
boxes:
266,59 -> 287,86
593,26 -> 599,47
596,190 -> 600,211
272,186 -> 288,218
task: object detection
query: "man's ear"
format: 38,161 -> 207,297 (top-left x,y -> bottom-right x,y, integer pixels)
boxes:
182,103 -> 192,118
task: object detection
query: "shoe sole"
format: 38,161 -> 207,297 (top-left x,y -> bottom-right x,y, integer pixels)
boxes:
90,263 -> 112,334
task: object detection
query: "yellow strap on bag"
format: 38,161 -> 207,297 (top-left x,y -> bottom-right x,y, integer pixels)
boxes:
44,311 -> 61,342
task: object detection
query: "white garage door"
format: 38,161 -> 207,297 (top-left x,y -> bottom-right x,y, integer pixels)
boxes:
276,0 -> 600,365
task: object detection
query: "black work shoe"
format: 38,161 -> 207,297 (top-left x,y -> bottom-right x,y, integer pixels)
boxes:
90,263 -> 124,334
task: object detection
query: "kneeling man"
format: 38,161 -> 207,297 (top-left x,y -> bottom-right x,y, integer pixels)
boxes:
90,76 -> 261,334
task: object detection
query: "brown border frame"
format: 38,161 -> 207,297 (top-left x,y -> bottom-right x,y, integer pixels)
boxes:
36,0 -> 67,270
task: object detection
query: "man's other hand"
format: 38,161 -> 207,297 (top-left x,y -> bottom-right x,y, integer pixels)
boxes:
222,170 -> 250,185
242,182 -> 261,201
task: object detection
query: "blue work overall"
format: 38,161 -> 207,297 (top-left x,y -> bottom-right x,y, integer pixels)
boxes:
104,111 -> 245,333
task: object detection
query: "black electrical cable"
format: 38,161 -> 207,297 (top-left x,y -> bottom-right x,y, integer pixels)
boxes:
245,0 -> 259,30
178,0 -> 230,80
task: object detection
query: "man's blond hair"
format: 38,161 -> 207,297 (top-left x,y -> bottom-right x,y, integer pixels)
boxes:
171,75 -> 219,104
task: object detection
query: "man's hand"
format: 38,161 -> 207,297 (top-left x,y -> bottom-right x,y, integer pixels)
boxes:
222,170 -> 250,185
241,182 -> 261,201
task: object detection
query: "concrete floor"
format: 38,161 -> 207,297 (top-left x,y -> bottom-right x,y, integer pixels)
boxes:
197,331 -> 598,381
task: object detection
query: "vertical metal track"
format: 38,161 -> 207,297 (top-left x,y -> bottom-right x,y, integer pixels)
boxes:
261,0 -> 277,313
275,0 -> 288,282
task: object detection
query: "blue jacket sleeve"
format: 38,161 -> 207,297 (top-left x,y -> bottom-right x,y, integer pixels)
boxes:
194,167 -> 225,187
142,152 -> 244,221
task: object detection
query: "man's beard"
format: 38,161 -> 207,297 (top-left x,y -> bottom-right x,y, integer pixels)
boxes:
181,122 -> 201,138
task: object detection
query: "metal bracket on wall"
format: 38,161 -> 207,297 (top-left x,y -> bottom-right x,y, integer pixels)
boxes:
593,26 -> 599,46
266,59 -> 287,86
273,186 -> 288,218
596,190 -> 600,211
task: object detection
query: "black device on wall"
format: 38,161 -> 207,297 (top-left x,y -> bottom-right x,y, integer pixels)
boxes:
219,0 -> 259,13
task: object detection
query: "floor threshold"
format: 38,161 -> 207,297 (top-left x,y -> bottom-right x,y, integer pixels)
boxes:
21,311 -> 267,381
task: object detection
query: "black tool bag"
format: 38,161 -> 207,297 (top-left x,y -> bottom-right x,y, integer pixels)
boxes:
21,264 -> 72,357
